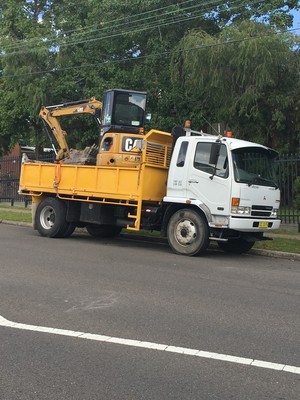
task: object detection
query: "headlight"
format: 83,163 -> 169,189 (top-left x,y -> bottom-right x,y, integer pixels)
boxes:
231,206 -> 251,215
270,208 -> 278,217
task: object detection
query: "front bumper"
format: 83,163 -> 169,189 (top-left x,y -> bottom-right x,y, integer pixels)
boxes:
228,216 -> 281,232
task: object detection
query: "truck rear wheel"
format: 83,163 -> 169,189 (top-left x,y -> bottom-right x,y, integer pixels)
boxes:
167,208 -> 209,256
218,239 -> 254,254
86,224 -> 122,238
35,197 -> 69,238
60,222 -> 76,238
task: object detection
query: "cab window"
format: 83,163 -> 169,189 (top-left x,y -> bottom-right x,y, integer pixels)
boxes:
194,142 -> 228,178
101,137 -> 113,151
176,141 -> 188,167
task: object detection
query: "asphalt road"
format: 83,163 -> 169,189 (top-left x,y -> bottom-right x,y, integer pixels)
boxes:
0,224 -> 299,400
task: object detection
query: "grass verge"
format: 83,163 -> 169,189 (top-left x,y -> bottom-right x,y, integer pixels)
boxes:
254,238 -> 300,254
0,204 -> 31,210
0,210 -> 32,223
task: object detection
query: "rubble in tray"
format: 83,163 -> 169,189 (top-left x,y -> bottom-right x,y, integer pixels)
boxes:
63,144 -> 99,165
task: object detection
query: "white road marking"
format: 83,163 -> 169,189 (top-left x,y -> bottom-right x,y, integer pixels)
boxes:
0,314 -> 299,375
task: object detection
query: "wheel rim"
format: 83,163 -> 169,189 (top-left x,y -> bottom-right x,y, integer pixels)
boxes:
174,219 -> 197,246
40,206 -> 55,230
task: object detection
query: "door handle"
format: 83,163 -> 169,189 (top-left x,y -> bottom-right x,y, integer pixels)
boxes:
188,179 -> 199,183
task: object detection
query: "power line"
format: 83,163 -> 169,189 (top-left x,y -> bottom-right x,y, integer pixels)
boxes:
1,0 -> 221,51
1,27 -> 298,80
1,0 -> 269,55
1,0 -> 226,51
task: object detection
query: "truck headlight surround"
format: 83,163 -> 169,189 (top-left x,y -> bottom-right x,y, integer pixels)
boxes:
231,206 -> 251,215
271,208 -> 278,217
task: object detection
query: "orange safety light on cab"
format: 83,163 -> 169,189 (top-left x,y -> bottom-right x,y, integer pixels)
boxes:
185,120 -> 191,128
231,197 -> 240,206
226,131 -> 233,137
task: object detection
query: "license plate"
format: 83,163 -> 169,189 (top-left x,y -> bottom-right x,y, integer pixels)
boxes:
259,221 -> 269,228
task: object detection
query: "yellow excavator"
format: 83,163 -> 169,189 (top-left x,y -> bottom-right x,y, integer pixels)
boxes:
39,89 -> 148,167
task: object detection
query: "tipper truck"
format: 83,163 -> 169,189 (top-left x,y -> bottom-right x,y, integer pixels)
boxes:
19,88 -> 281,256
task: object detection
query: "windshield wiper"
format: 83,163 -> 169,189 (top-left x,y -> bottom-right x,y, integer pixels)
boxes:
247,175 -> 278,189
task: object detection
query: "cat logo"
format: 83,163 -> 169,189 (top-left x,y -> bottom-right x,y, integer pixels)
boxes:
122,137 -> 140,152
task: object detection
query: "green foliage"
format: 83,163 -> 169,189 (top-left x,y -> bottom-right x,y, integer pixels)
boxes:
0,1 -> 299,154
171,21 -> 300,151
217,0 -> 299,29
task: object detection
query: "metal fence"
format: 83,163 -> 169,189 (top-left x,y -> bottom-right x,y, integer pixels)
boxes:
0,153 -> 299,223
276,154 -> 300,224
0,153 -> 54,206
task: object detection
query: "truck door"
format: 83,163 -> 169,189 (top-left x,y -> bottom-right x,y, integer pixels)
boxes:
187,141 -> 231,216
166,140 -> 189,198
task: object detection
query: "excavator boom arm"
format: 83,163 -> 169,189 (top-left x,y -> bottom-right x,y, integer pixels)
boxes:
39,97 -> 102,161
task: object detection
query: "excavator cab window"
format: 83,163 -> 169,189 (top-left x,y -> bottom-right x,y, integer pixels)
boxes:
101,137 -> 113,151
102,89 -> 147,135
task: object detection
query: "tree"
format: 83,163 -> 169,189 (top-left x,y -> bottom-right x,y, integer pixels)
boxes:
0,0 -> 54,154
208,0 -> 299,30
171,21 -> 300,152
0,1 -> 299,154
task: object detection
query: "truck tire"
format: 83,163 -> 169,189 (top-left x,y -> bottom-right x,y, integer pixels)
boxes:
35,197 -> 69,238
167,208 -> 209,256
86,224 -> 122,238
60,222 -> 76,238
218,239 -> 254,254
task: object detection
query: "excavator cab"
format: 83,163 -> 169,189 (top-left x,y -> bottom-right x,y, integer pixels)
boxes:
96,89 -> 147,167
101,89 -> 147,135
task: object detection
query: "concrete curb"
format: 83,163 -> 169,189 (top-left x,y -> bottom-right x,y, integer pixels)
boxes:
0,220 -> 32,227
249,248 -> 300,262
1,220 -> 299,261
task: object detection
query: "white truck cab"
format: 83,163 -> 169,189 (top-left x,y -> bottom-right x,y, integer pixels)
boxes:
163,128 -> 280,255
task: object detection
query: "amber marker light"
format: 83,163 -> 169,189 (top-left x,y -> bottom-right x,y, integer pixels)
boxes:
231,197 -> 240,206
226,131 -> 233,137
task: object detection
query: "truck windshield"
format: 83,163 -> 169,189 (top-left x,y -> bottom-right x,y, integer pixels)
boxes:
232,147 -> 278,188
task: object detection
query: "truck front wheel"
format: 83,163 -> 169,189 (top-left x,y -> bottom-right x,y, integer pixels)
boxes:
167,209 -> 209,256
218,239 -> 254,254
35,197 -> 69,238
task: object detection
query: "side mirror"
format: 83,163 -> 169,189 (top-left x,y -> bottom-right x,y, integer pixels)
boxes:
146,113 -> 152,123
209,141 -> 221,165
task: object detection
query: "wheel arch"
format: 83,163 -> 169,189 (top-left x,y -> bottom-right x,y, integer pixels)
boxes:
161,203 -> 209,237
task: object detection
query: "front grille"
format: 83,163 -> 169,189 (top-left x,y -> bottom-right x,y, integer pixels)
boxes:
251,205 -> 273,217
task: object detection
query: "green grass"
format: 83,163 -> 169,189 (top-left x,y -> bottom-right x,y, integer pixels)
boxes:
0,210 -> 32,223
271,229 -> 299,236
0,204 -> 30,210
254,238 -> 300,254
